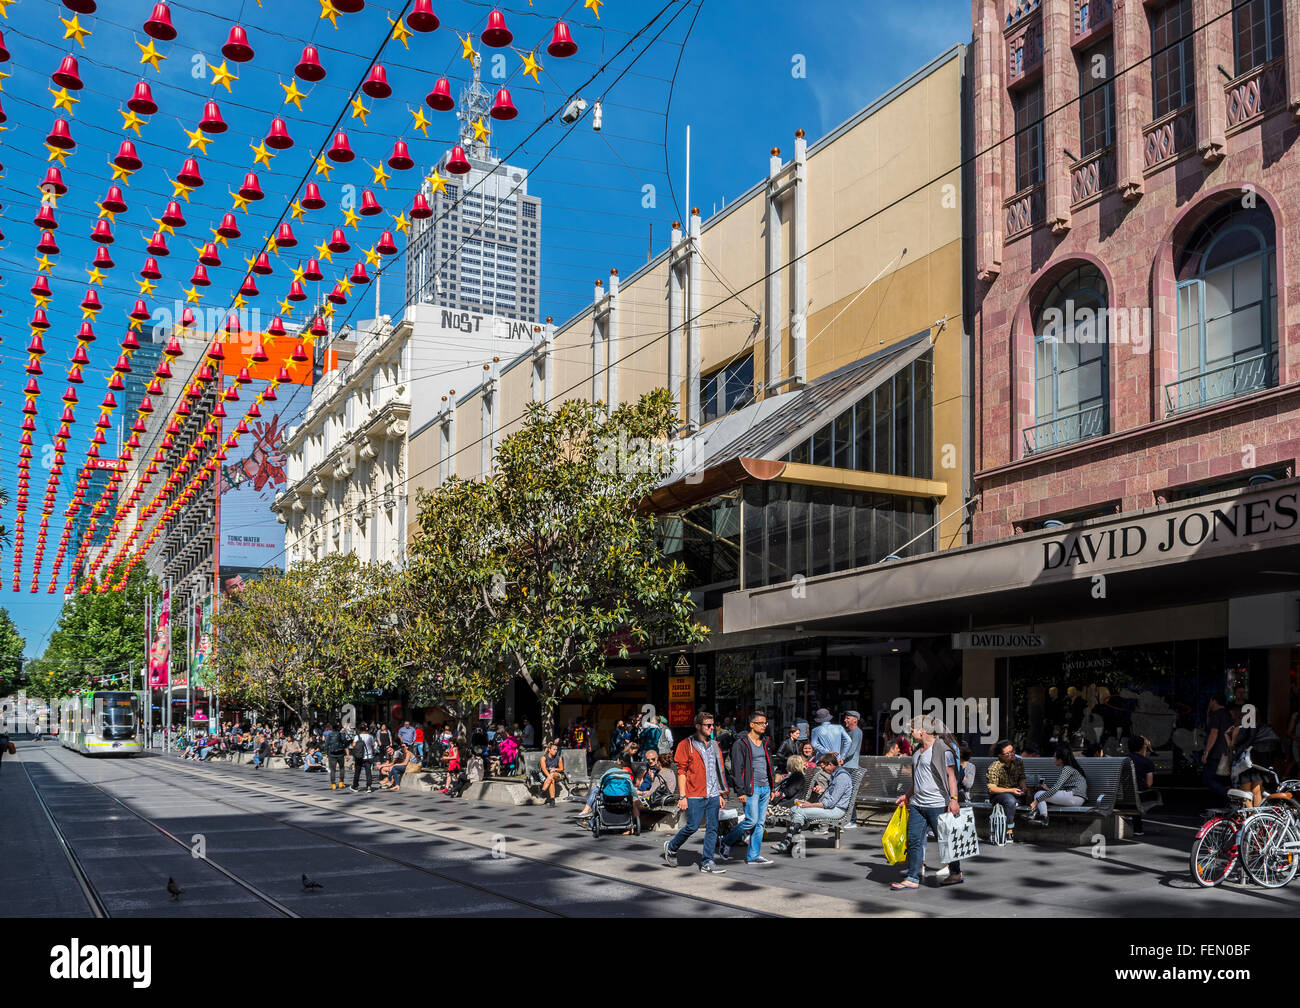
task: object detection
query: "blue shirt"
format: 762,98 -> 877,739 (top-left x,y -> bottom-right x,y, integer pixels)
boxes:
818,767 -> 853,811
811,723 -> 851,760
397,726 -> 416,745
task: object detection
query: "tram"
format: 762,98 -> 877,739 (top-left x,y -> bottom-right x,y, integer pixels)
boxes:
59,691 -> 144,755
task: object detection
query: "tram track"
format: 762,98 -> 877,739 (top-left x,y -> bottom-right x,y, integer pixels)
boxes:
20,759 -> 110,919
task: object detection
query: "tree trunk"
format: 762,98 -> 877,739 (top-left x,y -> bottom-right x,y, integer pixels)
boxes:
540,704 -> 555,748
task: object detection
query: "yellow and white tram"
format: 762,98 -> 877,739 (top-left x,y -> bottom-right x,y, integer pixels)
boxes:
59,691 -> 144,755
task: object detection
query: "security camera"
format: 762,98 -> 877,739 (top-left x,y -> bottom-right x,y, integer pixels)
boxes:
561,97 -> 587,124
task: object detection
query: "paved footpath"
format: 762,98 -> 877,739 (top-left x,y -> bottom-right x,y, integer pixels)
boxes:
8,741 -> 1298,917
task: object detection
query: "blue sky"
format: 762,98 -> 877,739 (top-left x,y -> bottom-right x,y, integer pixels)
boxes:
1,0 -> 972,656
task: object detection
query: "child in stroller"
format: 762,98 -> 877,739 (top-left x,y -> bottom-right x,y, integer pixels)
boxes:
582,763 -> 642,837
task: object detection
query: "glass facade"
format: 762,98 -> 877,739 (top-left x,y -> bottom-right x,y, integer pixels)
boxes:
1233,0 -> 1285,76
1151,0 -> 1195,118
701,353 -> 755,423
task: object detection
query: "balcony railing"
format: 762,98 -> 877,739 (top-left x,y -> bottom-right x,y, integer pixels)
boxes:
1143,105 -> 1196,171
1225,57 -> 1286,131
1004,184 -> 1046,241
1069,146 -> 1115,207
1023,402 -> 1106,455
1164,352 -> 1275,416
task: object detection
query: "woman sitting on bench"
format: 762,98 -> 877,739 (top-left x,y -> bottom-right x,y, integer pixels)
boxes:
1029,746 -> 1088,825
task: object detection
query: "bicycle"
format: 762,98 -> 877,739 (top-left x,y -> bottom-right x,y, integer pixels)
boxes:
1189,769 -> 1300,887
1235,778 -> 1300,888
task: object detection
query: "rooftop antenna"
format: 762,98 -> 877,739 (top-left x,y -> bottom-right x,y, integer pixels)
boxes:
457,53 -> 492,158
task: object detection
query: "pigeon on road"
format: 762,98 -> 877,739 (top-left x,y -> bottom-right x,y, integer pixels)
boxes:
302,873 -> 323,890
167,878 -> 183,900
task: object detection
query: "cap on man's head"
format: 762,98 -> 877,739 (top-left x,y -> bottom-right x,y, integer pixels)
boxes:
844,710 -> 861,720
814,708 -> 832,723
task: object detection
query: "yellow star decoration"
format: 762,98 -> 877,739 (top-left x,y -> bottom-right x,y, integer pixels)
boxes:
0,68 -> 9,92
342,207 -> 361,230
250,141 -> 275,169
426,169 -> 447,195
291,263 -> 306,283
211,228 -> 230,248
409,106 -> 432,138
520,51 -> 542,84
337,275 -> 353,297
350,96 -> 370,124
137,39 -> 167,73
278,297 -> 294,316
170,179 -> 194,202
231,191 -> 252,213
290,200 -> 306,222
314,239 -> 333,263
585,0 -> 603,19
472,117 -> 490,144
184,127 -> 213,154
109,162 -> 134,182
388,16 -> 412,49
151,217 -> 176,237
137,277 -> 157,297
370,161 -> 391,189
35,255 -> 54,273
319,0 -> 340,28
81,302 -> 100,320
86,266 -> 106,286
243,254 -> 258,272
50,86 -> 80,113
120,107 -> 146,136
208,60 -> 238,92
61,13 -> 92,47
33,294 -> 51,309
0,0 -> 14,18
95,202 -> 115,223
391,212 -> 410,235
45,144 -> 70,166
459,33 -> 476,62
281,78 -> 307,111
363,246 -> 381,267
185,287 -> 203,304
321,302 -> 336,318
314,155 -> 334,180
232,294 -> 248,311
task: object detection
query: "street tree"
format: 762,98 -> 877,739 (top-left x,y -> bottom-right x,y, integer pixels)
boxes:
0,607 -> 27,697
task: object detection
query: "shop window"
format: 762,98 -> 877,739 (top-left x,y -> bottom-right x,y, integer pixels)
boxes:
1233,0 -> 1285,76
1013,82 -> 1045,191
1167,465 -> 1290,502
1170,203 -> 1277,414
1026,501 -> 1121,530
1078,38 -> 1115,157
1151,0 -> 1195,118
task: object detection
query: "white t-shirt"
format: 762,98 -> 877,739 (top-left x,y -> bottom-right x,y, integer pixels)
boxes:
913,745 -> 956,808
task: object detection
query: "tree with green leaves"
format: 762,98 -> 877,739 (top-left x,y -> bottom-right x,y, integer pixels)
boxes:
410,390 -> 708,743
0,606 -> 26,698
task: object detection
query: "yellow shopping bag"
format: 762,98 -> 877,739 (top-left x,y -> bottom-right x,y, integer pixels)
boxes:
882,803 -> 908,865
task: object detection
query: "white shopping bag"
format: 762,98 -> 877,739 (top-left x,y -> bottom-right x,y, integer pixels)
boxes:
937,806 -> 980,863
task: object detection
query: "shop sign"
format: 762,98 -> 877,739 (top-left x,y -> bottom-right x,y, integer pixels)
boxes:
953,631 -> 1049,650
668,702 -> 695,725
669,676 -> 694,702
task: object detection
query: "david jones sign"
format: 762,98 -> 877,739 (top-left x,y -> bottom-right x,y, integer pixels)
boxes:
1042,492 -> 1300,571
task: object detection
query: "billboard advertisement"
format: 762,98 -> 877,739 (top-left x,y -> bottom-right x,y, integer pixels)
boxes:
148,589 -> 170,689
190,596 -> 212,689
218,335 -> 313,574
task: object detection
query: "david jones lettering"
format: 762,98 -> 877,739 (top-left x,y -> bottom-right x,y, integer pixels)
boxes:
1043,493 -> 1299,570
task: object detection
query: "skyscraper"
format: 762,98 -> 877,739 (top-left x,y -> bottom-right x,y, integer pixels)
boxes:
405,54 -> 541,322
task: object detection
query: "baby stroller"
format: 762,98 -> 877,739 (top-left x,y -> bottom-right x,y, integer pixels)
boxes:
591,767 -> 640,838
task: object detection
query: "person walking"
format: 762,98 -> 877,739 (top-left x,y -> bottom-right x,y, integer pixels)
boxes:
662,710 -> 730,874
892,716 -> 964,890
1201,694 -> 1232,801
350,724 -> 377,793
810,708 -> 851,763
323,722 -> 348,789
720,711 -> 776,866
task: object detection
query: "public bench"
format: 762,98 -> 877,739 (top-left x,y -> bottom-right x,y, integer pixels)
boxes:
966,755 -> 1136,841
855,756 -> 914,825
764,766 -> 868,851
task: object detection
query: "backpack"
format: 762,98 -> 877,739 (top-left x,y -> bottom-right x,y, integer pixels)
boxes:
352,735 -> 368,762
639,724 -> 661,753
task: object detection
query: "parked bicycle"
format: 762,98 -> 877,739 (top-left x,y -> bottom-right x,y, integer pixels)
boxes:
1190,768 -> 1300,888
1236,778 -> 1300,888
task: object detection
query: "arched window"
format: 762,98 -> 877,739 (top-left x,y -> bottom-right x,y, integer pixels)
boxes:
1026,264 -> 1108,453
1171,203 -> 1277,413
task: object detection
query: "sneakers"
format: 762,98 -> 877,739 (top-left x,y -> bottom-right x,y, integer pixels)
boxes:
545,797 -> 556,807
366,787 -> 376,793
841,820 -> 858,830
662,841 -> 678,868
747,856 -> 775,866
1004,832 -> 1015,844
349,786 -> 359,793
716,843 -> 731,862
770,839 -> 792,855
698,861 -> 726,874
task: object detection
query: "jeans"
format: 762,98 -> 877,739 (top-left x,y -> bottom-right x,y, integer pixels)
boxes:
252,753 -> 266,768
667,796 -> 721,864
328,755 -> 345,785
1203,757 -> 1229,800
414,743 -> 423,758
905,803 -> 959,883
787,805 -> 844,832
1032,790 -> 1084,816
722,786 -> 771,861
989,792 -> 1020,830
353,759 -> 373,789
390,765 -> 407,786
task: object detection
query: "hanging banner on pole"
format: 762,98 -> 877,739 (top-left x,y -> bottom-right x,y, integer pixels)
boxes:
148,588 -> 170,688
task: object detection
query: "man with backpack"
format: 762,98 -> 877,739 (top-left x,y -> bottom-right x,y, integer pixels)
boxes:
323,722 -> 348,790
350,724 -> 377,793
639,715 -> 662,757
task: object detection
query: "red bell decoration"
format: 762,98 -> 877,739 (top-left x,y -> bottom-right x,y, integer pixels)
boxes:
426,77 -> 454,111
327,132 -> 354,162
328,283 -> 347,304
221,25 -> 254,63
199,242 -> 221,267
52,54 -> 84,90
62,386 -> 79,405
208,338 -> 226,361
252,251 -> 274,275
77,319 -> 97,339
190,263 -> 211,286
79,291 -> 100,314
26,358 -> 43,376
275,222 -> 297,248
102,185 -> 127,213
302,182 -> 326,209
263,384 -> 278,402
130,299 -> 151,322
334,0 -> 364,11
303,258 -> 323,281
199,100 -> 227,133
446,145 -> 470,174
327,228 -> 350,253
141,256 -> 162,280
47,118 -> 75,150
239,275 -> 259,297
146,231 -> 168,256
360,189 -> 383,215
90,218 -> 113,243
180,308 -> 196,329
548,20 -> 578,58
236,367 -> 252,385
490,87 -> 517,120
310,317 -> 328,338
27,333 -> 47,356
267,316 -> 287,338
31,309 -> 51,331
23,378 -> 40,396
376,231 -> 399,256
42,166 -> 68,195
350,262 -> 370,285
213,401 -> 227,419
0,30 -> 8,62
295,44 -> 326,82
288,281 -> 307,301
34,204 -> 57,230
388,140 -> 414,170
114,141 -> 142,171
411,193 -> 432,219
238,172 -> 264,200
265,117 -> 293,150
292,342 -> 310,363
37,229 -> 60,254
144,3 -> 177,40
128,80 -> 158,115
93,246 -> 115,270
177,157 -> 203,188
218,213 -> 241,238
122,330 -> 141,350
407,0 -> 438,30
30,275 -> 52,298
161,200 -> 186,227
113,354 -> 132,374
362,64 -> 391,99
251,341 -> 268,363
275,364 -> 293,384
481,8 -> 512,47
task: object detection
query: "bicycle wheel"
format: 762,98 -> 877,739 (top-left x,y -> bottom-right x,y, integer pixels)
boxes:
1239,813 -> 1299,889
1190,817 -> 1238,887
